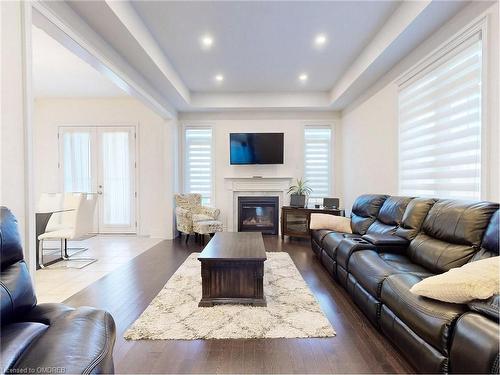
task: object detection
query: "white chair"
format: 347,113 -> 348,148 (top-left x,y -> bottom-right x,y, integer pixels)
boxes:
39,193 -> 98,269
38,192 -> 81,256
38,192 -> 63,232
52,192 -> 82,232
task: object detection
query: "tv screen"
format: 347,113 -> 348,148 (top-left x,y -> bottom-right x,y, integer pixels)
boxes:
230,133 -> 284,165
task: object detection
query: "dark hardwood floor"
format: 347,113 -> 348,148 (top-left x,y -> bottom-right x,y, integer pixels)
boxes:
63,236 -> 414,374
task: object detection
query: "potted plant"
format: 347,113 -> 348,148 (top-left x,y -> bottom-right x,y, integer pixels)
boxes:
287,178 -> 313,207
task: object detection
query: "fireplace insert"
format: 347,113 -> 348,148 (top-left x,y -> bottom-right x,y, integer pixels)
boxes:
238,196 -> 279,235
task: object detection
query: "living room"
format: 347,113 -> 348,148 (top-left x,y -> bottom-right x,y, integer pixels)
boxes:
1,1 -> 499,374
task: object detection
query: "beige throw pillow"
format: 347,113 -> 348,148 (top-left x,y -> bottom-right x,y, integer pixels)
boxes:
309,213 -> 352,233
410,256 -> 500,303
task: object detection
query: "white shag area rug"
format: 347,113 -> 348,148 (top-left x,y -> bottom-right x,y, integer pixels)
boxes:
124,252 -> 335,340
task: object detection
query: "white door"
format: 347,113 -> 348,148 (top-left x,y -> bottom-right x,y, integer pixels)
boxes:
59,126 -> 137,233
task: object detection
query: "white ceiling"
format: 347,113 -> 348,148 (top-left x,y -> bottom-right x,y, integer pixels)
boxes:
32,25 -> 126,98
39,0 -> 475,114
131,1 -> 399,92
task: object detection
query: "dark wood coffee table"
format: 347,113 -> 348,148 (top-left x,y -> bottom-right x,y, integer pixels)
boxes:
198,232 -> 267,307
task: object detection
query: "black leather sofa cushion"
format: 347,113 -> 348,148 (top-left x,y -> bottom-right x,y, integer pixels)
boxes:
450,312 -> 500,374
322,232 -> 361,259
1,260 -> 37,325
481,209 -> 499,254
468,295 -> 499,322
350,194 -> 388,235
365,221 -> 397,236
1,322 -> 48,370
407,200 -> 499,273
23,303 -> 74,324
366,196 -> 413,235
377,196 -> 413,226
0,207 -> 24,270
336,237 -> 376,270
470,211 -> 499,262
13,306 -> 116,374
408,233 -> 482,274
349,250 -> 431,298
422,200 -> 498,247
379,253 -> 433,273
381,273 -> 467,355
311,229 -> 334,247
395,198 -> 436,241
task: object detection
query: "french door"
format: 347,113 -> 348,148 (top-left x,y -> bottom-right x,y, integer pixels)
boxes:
59,126 -> 137,233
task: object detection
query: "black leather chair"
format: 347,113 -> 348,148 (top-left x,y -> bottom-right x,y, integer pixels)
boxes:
311,196 -> 499,373
1,207 -> 116,374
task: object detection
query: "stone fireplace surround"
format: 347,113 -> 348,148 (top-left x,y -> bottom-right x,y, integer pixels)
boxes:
223,177 -> 293,234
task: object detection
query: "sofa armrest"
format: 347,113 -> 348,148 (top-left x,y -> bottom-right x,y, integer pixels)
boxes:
175,207 -> 193,233
21,303 -> 73,325
192,213 -> 213,222
468,295 -> 499,322
13,306 -> 116,374
337,237 -> 376,270
450,312 -> 499,374
362,233 -> 409,253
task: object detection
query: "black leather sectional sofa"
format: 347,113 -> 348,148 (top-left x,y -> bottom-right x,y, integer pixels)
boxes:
311,194 -> 499,373
1,207 -> 116,374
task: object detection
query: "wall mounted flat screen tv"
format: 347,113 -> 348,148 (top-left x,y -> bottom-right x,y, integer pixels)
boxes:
230,133 -> 284,165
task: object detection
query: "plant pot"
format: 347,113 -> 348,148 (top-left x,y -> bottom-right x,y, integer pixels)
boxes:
290,194 -> 306,208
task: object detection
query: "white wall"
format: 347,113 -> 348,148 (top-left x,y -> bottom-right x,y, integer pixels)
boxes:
179,111 -> 341,230
33,97 -> 177,238
0,2 -> 35,270
341,2 -> 500,212
341,84 -> 399,211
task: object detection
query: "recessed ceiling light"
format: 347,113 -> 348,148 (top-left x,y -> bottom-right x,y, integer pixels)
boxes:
314,34 -> 327,48
215,74 -> 224,82
200,35 -> 214,49
299,73 -> 308,82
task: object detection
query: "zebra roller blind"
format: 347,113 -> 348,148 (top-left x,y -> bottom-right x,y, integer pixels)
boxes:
304,127 -> 332,201
184,128 -> 213,205
398,35 -> 482,199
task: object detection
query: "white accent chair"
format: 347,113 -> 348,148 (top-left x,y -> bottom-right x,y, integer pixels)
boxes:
38,192 -> 64,231
38,193 -> 98,269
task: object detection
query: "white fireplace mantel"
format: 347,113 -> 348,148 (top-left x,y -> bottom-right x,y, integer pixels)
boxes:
224,176 -> 294,192
223,176 -> 293,232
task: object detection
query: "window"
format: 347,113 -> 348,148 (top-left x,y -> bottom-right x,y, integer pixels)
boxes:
398,35 -> 482,199
304,127 -> 332,203
184,127 -> 213,205
62,131 -> 92,193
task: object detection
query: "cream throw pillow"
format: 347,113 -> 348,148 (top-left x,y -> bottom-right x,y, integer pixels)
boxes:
309,213 -> 352,233
410,256 -> 500,303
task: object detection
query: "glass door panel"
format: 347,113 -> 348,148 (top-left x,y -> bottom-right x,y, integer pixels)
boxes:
98,127 -> 136,233
100,130 -> 133,229
59,126 -> 136,234
61,130 -> 94,193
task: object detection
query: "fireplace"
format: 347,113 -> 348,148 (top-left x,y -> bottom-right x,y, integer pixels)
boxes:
238,196 -> 279,235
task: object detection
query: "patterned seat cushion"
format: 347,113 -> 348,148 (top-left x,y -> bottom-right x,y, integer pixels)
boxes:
193,220 -> 223,235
